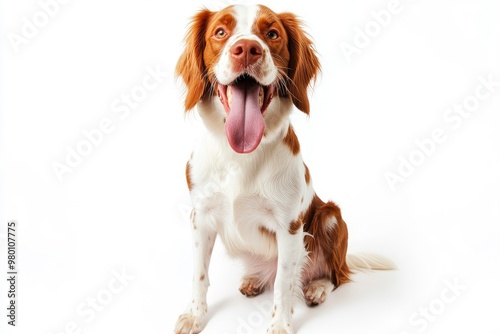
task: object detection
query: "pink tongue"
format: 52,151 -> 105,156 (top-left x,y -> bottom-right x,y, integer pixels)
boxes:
224,80 -> 265,154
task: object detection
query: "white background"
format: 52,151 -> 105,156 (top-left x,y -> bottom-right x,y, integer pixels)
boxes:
1,0 -> 500,333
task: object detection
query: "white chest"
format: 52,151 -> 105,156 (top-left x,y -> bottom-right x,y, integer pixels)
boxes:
189,138 -> 307,259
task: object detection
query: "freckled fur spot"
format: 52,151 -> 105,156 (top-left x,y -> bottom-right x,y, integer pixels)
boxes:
200,274 -> 205,281
186,161 -> 193,191
304,163 -> 310,184
191,211 -> 198,230
283,125 -> 300,155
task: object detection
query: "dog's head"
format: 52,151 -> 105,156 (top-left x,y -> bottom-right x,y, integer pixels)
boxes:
176,4 -> 320,154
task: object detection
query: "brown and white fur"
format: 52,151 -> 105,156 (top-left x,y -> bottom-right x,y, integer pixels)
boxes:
174,4 -> 394,334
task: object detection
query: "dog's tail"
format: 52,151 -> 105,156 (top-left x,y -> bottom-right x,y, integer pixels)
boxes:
347,253 -> 397,272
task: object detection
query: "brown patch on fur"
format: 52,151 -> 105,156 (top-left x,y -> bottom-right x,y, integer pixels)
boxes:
288,218 -> 303,235
259,226 -> 276,239
302,194 -> 351,287
176,7 -> 240,111
277,12 -> 320,115
200,274 -> 205,281
203,11 -> 237,83
252,6 -> 291,78
283,125 -> 300,155
186,160 -> 193,191
304,163 -> 310,184
175,10 -> 214,111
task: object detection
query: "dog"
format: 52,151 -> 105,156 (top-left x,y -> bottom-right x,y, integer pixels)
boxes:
174,4 -> 394,334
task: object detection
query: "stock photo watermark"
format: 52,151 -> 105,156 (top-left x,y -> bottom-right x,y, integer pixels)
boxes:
222,298 -> 274,334
340,0 -> 405,63
47,267 -> 134,334
51,64 -> 170,182
7,0 -> 72,54
385,73 -> 500,191
5,221 -> 18,327
399,277 -> 467,334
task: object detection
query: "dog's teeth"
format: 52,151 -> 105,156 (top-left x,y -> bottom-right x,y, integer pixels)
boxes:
227,86 -> 233,106
259,86 -> 264,108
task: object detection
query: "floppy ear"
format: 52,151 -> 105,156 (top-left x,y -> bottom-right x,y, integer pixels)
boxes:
176,9 -> 213,111
278,13 -> 320,115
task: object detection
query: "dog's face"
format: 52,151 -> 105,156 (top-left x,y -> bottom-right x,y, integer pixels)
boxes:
176,4 -> 320,153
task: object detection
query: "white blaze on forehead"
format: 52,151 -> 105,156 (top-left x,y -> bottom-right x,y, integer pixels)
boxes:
232,4 -> 260,37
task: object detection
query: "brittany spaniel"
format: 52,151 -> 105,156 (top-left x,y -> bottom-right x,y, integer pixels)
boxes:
174,4 -> 393,333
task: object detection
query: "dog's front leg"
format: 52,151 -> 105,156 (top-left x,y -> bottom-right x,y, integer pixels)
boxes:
267,228 -> 306,334
175,209 -> 217,334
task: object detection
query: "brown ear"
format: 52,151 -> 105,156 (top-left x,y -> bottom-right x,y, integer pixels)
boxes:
176,9 -> 213,111
278,13 -> 320,115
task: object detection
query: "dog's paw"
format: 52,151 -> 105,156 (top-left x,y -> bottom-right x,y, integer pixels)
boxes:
174,311 -> 207,334
239,276 -> 265,297
266,322 -> 293,334
304,279 -> 334,307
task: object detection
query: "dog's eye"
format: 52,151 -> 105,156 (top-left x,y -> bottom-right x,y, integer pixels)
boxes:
267,30 -> 279,40
215,28 -> 227,38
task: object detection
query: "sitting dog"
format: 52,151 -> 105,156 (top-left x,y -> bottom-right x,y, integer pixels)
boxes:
174,4 -> 393,333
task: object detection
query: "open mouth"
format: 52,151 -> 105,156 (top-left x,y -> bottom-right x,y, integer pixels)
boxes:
217,75 -> 275,154
217,75 -> 275,115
